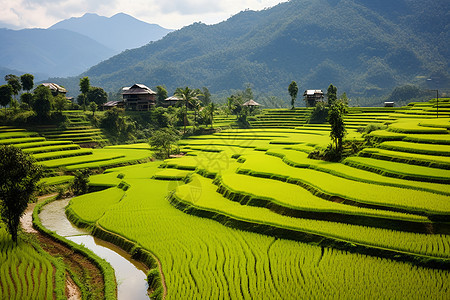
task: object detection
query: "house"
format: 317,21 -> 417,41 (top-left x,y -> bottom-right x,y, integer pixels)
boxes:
303,90 -> 324,107
163,95 -> 184,107
163,95 -> 194,109
101,100 -> 125,110
122,84 -> 156,111
384,102 -> 395,107
41,83 -> 67,97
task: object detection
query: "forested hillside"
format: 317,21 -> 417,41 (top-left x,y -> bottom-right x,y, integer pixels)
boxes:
52,0 -> 449,104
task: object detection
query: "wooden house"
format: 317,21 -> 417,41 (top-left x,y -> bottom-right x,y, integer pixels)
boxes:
101,100 -> 125,110
163,95 -> 194,109
122,84 -> 156,111
41,83 -> 67,97
303,90 -> 324,107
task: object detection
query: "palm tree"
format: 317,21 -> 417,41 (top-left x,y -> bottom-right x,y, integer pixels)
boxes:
175,87 -> 201,133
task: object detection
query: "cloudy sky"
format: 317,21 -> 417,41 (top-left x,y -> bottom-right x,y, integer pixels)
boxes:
0,0 -> 288,29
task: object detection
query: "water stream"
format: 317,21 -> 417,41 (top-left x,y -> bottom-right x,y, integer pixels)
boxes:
39,198 -> 150,299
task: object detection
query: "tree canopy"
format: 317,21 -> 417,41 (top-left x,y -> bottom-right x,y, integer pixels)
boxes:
175,87 -> 201,133
79,76 -> 90,95
0,84 -> 13,117
87,86 -> 108,105
33,85 -> 53,121
328,99 -> 347,152
4,74 -> 21,99
0,145 -> 42,243
327,84 -> 338,106
20,73 -> 34,92
149,128 -> 180,159
288,81 -> 298,109
156,85 -> 168,107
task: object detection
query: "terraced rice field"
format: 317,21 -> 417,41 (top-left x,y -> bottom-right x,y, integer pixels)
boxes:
2,100 -> 450,298
64,101 -> 449,298
0,225 -> 65,299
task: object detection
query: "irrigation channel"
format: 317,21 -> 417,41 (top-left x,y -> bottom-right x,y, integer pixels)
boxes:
38,198 -> 150,299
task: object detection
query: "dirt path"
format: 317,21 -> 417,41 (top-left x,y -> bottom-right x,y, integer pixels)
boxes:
21,195 -> 105,300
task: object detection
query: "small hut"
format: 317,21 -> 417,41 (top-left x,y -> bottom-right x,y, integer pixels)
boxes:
242,99 -> 261,107
101,100 -> 125,110
303,90 -> 324,107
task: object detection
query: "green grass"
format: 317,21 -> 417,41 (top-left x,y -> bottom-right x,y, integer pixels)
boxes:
345,155 -> 450,182
218,173 -> 427,222
379,141 -> 450,156
33,149 -> 94,161
174,174 -> 450,259
388,120 -> 448,134
66,162 -> 450,299
266,148 -> 450,195
238,153 -> 450,215
23,144 -> 81,154
0,225 -> 65,300
0,137 -> 46,145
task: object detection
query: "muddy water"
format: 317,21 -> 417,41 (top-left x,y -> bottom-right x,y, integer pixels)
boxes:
39,199 -> 150,300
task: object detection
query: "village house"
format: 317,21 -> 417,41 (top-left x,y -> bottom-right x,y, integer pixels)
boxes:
101,100 -> 125,110
122,84 -> 156,111
303,90 -> 324,107
41,83 -> 67,97
163,95 -> 195,109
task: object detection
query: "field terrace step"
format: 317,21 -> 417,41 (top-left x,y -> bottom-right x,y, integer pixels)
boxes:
33,148 -> 93,161
22,144 -> 81,154
0,136 -> 46,145
15,140 -> 75,149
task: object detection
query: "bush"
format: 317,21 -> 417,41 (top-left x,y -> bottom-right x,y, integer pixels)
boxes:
309,102 -> 328,123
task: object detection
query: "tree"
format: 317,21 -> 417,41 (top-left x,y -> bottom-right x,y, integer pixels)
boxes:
149,128 -> 180,158
288,81 -> 299,109
71,169 -> 90,195
328,99 -> 347,152
20,92 -> 33,107
156,85 -> 168,107
327,84 -> 337,106
77,93 -> 87,110
79,76 -> 90,95
175,87 -> 201,133
89,101 -> 98,116
20,74 -> 34,92
0,145 -> 42,243
198,87 -> 211,106
0,84 -> 13,118
54,94 -> 67,113
4,75 -> 21,100
205,102 -> 215,128
33,85 -> 53,121
87,86 -> 108,105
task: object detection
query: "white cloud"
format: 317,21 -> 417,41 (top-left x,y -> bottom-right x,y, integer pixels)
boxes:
0,0 -> 287,29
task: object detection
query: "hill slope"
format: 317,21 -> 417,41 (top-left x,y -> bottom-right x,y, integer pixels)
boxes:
49,13 -> 173,53
54,0 -> 449,101
0,28 -> 115,78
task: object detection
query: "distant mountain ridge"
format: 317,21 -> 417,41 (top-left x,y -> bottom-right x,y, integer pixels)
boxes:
49,13 -> 173,53
0,28 -> 115,78
52,0 -> 448,103
0,13 -> 173,81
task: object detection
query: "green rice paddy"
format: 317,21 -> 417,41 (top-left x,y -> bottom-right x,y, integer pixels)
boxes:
1,101 -> 449,298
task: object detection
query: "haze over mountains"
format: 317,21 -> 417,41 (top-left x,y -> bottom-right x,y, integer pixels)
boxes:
49,13 -> 173,53
49,0 -> 449,104
0,13 -> 173,80
2,0 -> 449,105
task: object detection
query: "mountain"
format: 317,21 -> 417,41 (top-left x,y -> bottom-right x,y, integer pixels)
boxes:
0,28 -> 115,78
49,13 -> 173,53
53,0 -> 449,103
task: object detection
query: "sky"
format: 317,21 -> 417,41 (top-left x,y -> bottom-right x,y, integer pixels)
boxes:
0,0 -> 288,30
